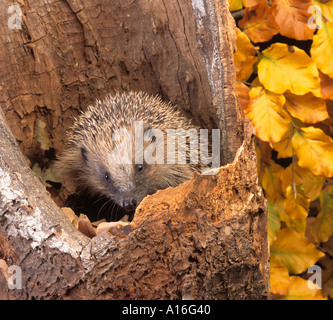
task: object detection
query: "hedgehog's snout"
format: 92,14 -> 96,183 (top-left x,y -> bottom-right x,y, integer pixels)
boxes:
122,198 -> 137,212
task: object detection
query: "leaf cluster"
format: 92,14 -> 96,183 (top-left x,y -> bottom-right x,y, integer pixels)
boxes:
230,0 -> 333,299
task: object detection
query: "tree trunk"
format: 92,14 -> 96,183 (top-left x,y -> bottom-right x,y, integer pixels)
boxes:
0,0 -> 269,299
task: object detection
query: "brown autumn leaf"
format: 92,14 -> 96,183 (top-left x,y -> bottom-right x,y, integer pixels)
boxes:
238,0 -> 279,43
271,0 -> 314,40
319,71 -> 333,100
243,0 -> 262,7
61,207 -> 78,225
236,82 -> 250,116
78,214 -> 97,238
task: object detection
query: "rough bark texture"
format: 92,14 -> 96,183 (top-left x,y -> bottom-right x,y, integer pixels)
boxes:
0,0 -> 269,299
0,0 -> 241,165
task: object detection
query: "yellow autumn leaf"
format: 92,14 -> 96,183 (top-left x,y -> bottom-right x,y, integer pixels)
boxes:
270,267 -> 290,296
268,201 -> 281,246
32,163 -> 61,188
283,185 -> 310,234
311,189 -> 333,243
271,0 -> 314,40
311,22 -> 333,78
228,0 -> 243,11
284,92 -> 329,124
238,1 -> 279,43
258,43 -> 321,96
313,0 -> 333,23
292,126 -> 333,177
234,28 -> 258,81
278,276 -> 326,300
272,124 -> 293,159
271,229 -> 325,274
280,163 -> 325,201
245,86 -> 290,146
261,160 -> 285,204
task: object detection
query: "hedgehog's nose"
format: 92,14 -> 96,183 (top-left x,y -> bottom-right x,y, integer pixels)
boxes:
123,199 -> 137,212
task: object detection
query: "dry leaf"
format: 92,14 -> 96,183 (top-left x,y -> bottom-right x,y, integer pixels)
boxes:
238,1 -> 279,43
270,266 -> 290,296
34,119 -> 52,151
280,163 -> 325,201
236,82 -> 250,116
312,0 -> 333,23
268,201 -> 281,246
96,221 -> 130,235
270,229 -> 325,274
228,0 -> 243,11
261,160 -> 285,204
292,126 -> 333,177
319,71 -> 333,100
283,185 -> 310,234
245,86 -> 290,146
77,214 -> 96,238
91,218 -> 106,227
272,124 -> 293,159
61,207 -> 78,225
278,276 -> 326,300
242,0 -> 262,7
284,92 -> 328,124
258,43 -> 321,96
311,189 -> 333,243
234,28 -> 258,81
271,0 -> 314,40
311,21 -> 333,78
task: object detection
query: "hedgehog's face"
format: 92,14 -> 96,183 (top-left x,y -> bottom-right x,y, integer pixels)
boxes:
79,123 -> 195,214
80,127 -> 159,212
100,162 -> 151,212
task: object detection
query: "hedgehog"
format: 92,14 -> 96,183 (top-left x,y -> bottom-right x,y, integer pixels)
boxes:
57,91 -> 204,218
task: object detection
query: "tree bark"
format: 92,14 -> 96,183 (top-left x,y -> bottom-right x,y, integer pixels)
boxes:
0,0 -> 269,299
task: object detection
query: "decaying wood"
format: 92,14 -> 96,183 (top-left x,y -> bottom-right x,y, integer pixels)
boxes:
0,0 -> 242,165
0,0 -> 269,299
0,108 -> 268,299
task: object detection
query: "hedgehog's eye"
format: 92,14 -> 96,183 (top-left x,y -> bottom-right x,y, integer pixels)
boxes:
80,146 -> 88,162
105,172 -> 111,182
137,164 -> 144,173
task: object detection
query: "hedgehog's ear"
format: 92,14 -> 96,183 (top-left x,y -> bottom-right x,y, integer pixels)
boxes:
80,146 -> 88,162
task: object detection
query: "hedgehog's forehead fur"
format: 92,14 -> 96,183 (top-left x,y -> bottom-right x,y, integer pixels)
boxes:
68,90 -> 193,167
70,91 -> 192,142
61,91 -> 199,207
